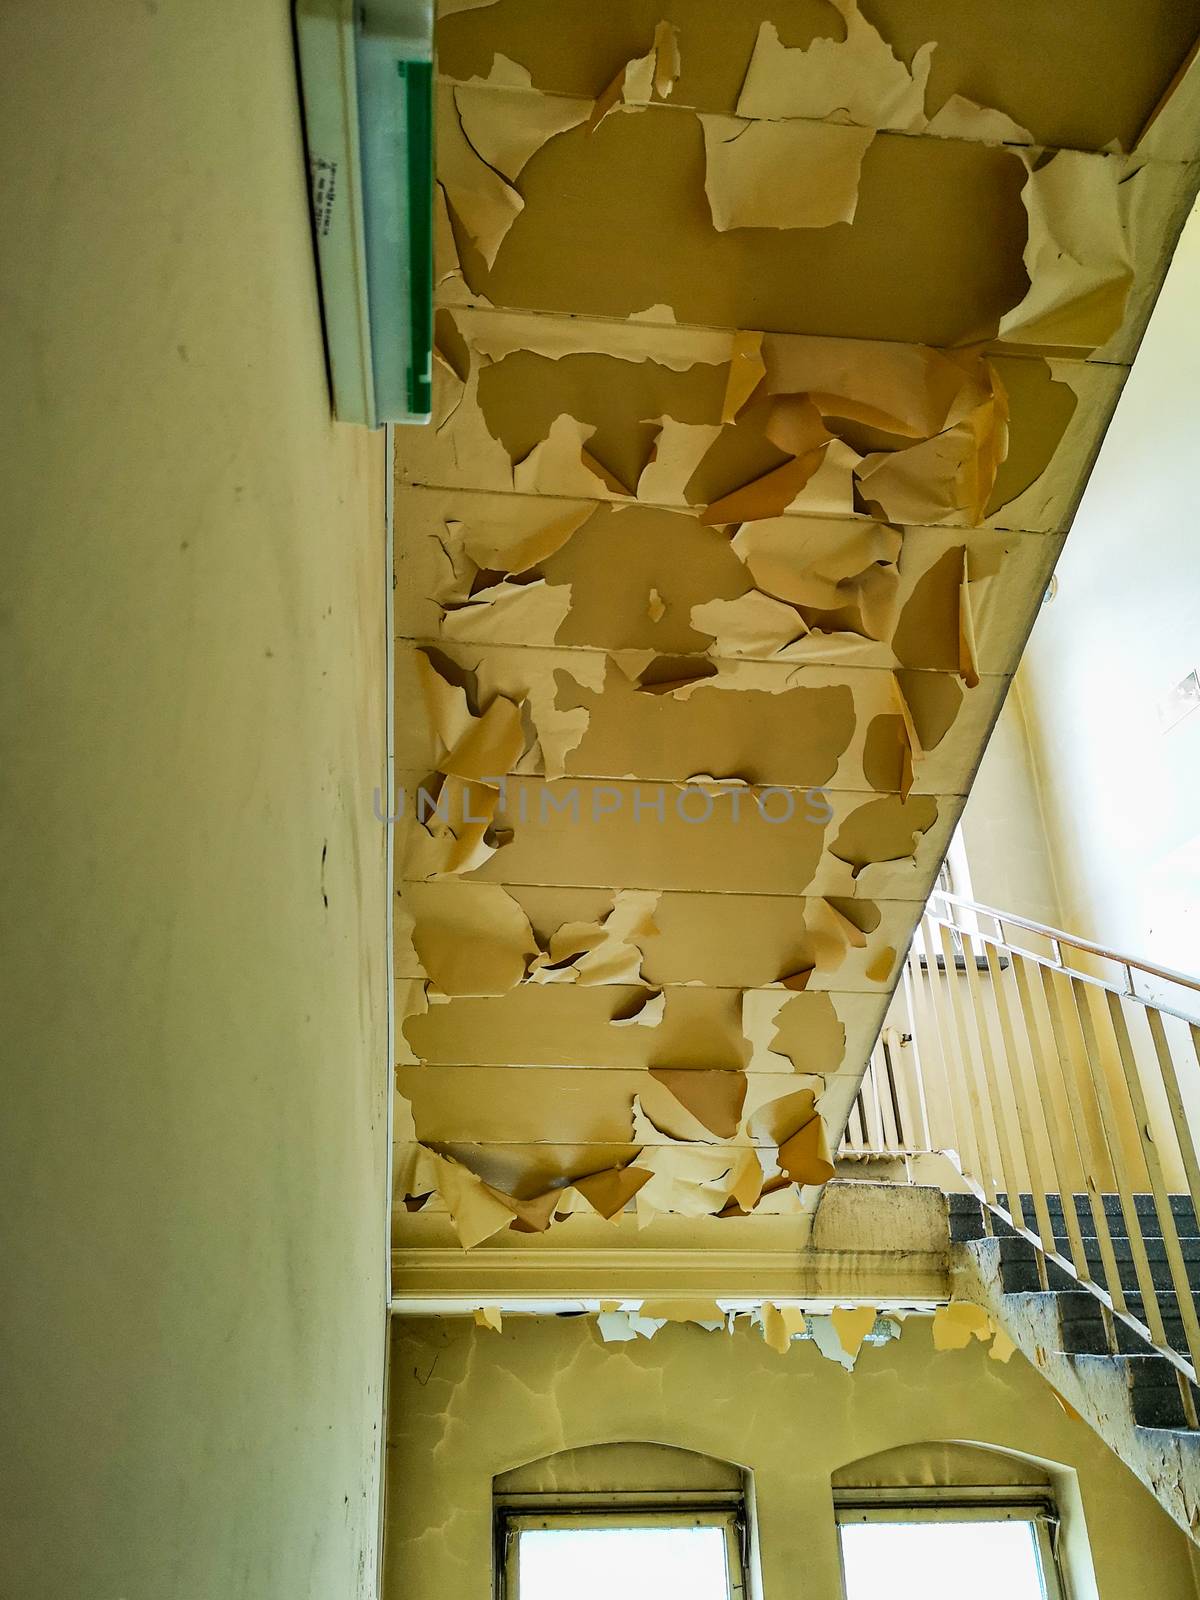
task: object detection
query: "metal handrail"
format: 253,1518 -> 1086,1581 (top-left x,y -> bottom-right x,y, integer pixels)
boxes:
923,907 -> 1200,1030
906,893 -> 1200,1403
928,889 -> 1200,997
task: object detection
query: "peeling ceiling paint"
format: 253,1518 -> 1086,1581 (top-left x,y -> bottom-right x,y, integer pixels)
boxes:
390,0 -> 1200,1254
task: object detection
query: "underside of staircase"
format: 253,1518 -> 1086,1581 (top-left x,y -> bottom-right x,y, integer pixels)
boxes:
390,0 -> 1200,1263
951,1190 -> 1200,1539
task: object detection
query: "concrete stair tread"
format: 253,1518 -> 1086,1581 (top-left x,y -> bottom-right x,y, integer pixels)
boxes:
1067,1351 -> 1200,1430
957,1229 -> 1200,1537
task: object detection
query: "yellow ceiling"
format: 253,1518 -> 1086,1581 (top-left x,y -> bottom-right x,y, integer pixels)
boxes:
390,0 -> 1200,1264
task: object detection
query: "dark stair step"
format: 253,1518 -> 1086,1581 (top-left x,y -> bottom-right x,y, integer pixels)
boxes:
1070,1352 -> 1200,1430
1047,1236 -> 1200,1266
1121,1288 -> 1199,1336
1048,1245 -> 1200,1296
997,1191 -> 1197,1240
992,1216 -> 1200,1294
996,1232 -> 1079,1293
1126,1355 -> 1200,1430
1056,1290 -> 1192,1358
947,1193 -> 987,1242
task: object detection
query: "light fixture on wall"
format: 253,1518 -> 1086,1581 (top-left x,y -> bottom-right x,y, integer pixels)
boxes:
295,0 -> 434,427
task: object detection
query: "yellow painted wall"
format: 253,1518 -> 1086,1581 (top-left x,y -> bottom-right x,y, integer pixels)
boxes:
0,4 -> 388,1596
386,1316 -> 1197,1600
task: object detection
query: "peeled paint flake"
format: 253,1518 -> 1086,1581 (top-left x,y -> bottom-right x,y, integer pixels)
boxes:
859,377 -> 1008,526
528,889 -> 661,987
413,775 -> 506,878
442,60 -> 590,269
891,670 -> 925,763
573,1163 -> 652,1220
442,577 -> 572,646
597,1309 -> 666,1342
807,896 -> 869,973
636,417 -> 724,504
761,1302 -> 806,1354
635,1142 -> 762,1223
409,654 -> 525,868
777,1109 -> 835,1186
410,881 -> 538,997
432,345 -> 467,431
864,945 -> 897,984
514,415 -> 633,499
734,11 -> 933,132
452,502 -> 596,575
416,647 -> 473,756
441,691 -> 526,782
700,451 -> 832,525
764,394 -> 834,458
889,676 -> 919,798
830,794 -> 940,878
704,342 -> 1004,528
590,22 -> 679,131
632,1090 -> 706,1147
924,94 -> 1033,146
809,1313 -> 857,1371
454,79 -> 590,185
831,1304 -> 878,1363
742,989 -> 797,1074
470,646 -> 605,783
999,151 -> 1134,352
648,1067 -> 748,1141
611,990 -> 666,1028
652,21 -> 681,99
762,336 -> 1000,443
932,1300 -> 994,1351
595,1311 -> 639,1343
700,114 -> 874,233
1051,1390 -> 1083,1422
722,330 -> 766,423
437,84 -> 523,269
743,1083 -> 823,1146
424,1150 -> 526,1250
730,517 -> 901,617
434,182 -> 492,309
690,592 -> 808,658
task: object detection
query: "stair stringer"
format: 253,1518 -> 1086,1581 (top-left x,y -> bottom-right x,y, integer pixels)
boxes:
955,1238 -> 1200,1543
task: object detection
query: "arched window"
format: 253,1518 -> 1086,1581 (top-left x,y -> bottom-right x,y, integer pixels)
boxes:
494,1443 -> 751,1600
832,1442 -> 1070,1600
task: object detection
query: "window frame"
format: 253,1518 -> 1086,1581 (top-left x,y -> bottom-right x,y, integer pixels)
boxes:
834,1485 -> 1064,1600
496,1493 -> 748,1600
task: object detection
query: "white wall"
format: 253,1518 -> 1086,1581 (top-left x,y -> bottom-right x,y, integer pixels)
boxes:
956,682 -> 1065,929
1008,206 -> 1200,972
0,5 -> 389,1596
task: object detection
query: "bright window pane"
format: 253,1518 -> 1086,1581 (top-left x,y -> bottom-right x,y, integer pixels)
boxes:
840,1520 -> 1046,1600
519,1526 -> 730,1600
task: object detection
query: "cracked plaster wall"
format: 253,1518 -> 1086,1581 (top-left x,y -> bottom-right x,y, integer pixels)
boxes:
386,1316 -> 1198,1600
